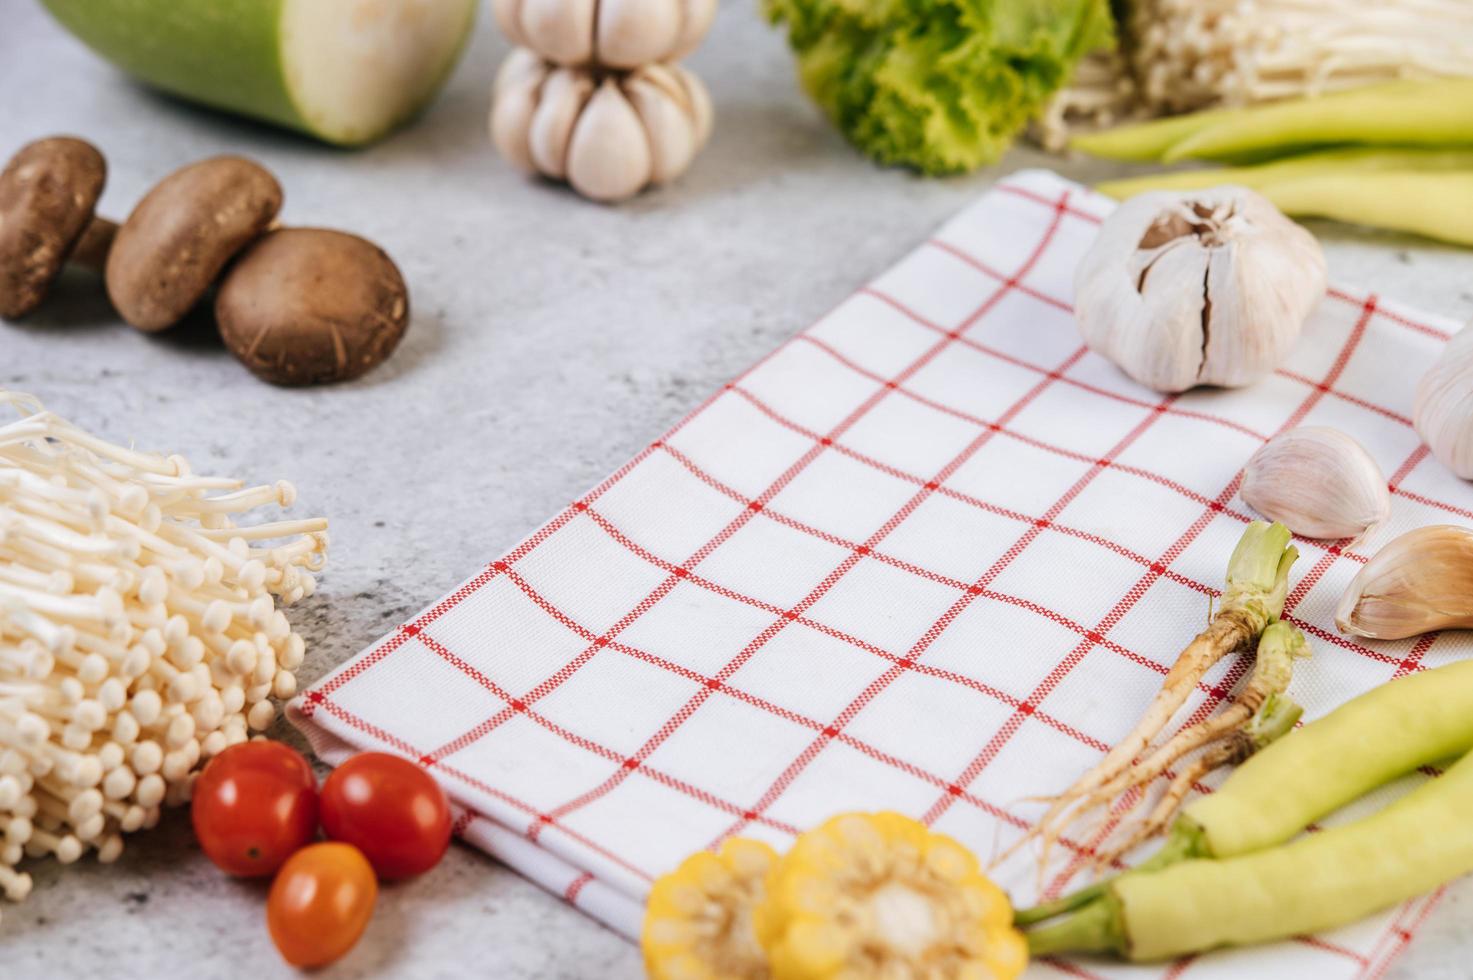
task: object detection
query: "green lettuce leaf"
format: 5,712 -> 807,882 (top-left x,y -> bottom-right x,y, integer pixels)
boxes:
767,0 -> 1115,174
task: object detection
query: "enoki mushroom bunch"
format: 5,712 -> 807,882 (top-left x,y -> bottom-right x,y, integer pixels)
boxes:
0,392 -> 326,919
1037,0 -> 1473,149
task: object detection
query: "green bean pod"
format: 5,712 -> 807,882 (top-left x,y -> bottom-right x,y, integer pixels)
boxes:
1029,747 -> 1473,960
1017,659 -> 1473,928
1162,79 -> 1473,162
1182,658 -> 1473,858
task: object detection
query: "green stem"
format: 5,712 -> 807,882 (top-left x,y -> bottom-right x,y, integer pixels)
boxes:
1013,820 -> 1208,926
1024,893 -> 1126,957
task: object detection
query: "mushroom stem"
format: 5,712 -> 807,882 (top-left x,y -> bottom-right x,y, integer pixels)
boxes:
69,217 -> 119,272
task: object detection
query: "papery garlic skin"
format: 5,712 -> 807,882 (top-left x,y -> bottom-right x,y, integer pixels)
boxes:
490,49 -> 713,203
1415,323 -> 1473,479
493,0 -> 716,69
1074,186 -> 1327,393
1337,525 -> 1473,639
1241,427 -> 1390,541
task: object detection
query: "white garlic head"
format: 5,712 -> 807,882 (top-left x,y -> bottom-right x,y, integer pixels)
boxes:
1240,427 -> 1390,542
493,0 -> 716,69
1074,187 -> 1327,393
1415,322 -> 1473,479
491,49 -> 713,203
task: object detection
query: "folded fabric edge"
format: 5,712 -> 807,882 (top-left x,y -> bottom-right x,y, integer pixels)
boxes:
285,699 -> 645,940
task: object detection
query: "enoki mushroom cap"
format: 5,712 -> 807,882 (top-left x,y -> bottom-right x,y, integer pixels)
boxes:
0,137 -> 106,319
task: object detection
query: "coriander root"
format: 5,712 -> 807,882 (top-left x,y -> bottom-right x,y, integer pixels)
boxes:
1002,522 -> 1298,873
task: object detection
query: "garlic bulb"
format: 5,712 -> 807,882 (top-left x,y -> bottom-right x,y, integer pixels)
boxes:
1241,427 -> 1390,541
1415,322 -> 1473,479
491,49 -> 713,203
494,0 -> 716,69
1337,525 -> 1473,639
1074,187 -> 1327,393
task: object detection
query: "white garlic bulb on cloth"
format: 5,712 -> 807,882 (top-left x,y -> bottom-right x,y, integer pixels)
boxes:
0,392 -> 326,919
493,0 -> 716,69
1074,186 -> 1326,393
1415,323 -> 1473,479
492,48 -> 713,203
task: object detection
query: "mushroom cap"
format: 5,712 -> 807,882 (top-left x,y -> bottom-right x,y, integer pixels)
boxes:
215,228 -> 409,386
0,136 -> 106,319
106,156 -> 282,333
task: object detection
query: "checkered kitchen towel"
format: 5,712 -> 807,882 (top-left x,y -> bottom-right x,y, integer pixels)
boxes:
290,170 -> 1470,978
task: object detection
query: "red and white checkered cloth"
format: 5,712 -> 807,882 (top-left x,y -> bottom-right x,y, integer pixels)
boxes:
290,171 -> 1468,978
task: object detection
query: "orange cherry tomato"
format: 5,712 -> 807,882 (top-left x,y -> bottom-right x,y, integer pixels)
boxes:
267,842 -> 378,968
320,752 -> 452,879
192,741 -> 318,877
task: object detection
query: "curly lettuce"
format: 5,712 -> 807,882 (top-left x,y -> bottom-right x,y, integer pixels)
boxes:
766,0 -> 1115,174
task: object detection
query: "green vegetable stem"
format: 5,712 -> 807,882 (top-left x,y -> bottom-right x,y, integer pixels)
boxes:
765,0 -> 1115,174
1019,657 -> 1473,952
1024,746 -> 1473,961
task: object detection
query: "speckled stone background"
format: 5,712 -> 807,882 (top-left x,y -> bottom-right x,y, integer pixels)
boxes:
2,3 -> 1471,977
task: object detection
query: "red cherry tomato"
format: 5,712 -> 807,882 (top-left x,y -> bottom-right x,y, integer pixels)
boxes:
320,752 -> 452,879
192,741 -> 318,877
267,842 -> 377,968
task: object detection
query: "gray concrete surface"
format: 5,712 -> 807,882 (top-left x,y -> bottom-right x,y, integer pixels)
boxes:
2,2 -> 1471,977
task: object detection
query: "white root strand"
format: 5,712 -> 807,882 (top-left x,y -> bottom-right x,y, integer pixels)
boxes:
0,392 -> 327,924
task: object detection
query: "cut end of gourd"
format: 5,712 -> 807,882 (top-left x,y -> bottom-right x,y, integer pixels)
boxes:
279,0 -> 477,145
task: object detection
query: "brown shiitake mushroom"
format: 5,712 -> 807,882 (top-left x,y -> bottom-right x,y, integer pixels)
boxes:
0,136 -> 118,319
215,227 -> 409,387
106,156 -> 282,333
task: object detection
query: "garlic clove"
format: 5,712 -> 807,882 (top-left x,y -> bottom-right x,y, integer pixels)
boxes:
673,65 -> 714,149
626,66 -> 697,184
1240,427 -> 1390,542
491,0 -> 529,48
518,0 -> 596,66
597,0 -> 681,69
1201,198 -> 1326,389
566,79 -> 653,203
670,0 -> 719,62
1415,323 -> 1473,479
1336,525 -> 1473,639
1074,187 -> 1326,394
1106,232 -> 1214,392
528,68 -> 596,179
490,49 -> 550,174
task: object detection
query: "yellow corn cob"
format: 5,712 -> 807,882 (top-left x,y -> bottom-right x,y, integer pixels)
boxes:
756,812 -> 1027,979
643,838 -> 780,980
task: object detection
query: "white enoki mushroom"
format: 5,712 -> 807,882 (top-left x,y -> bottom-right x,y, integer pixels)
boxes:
0,392 -> 326,922
1037,0 -> 1473,146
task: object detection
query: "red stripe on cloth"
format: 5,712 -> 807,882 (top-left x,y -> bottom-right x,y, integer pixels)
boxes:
564,872 -> 594,903
1363,887 -> 1447,980
533,194 -> 1083,842
309,695 -> 656,883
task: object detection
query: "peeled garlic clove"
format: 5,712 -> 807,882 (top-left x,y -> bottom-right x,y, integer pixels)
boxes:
597,0 -> 681,69
489,50 -> 551,174
492,0 -> 529,47
670,0 -> 719,62
626,66 -> 698,184
566,79 -> 653,203
1337,525 -> 1473,639
673,64 -> 713,149
518,0 -> 596,65
1075,187 -> 1327,394
528,68 -> 596,179
1241,427 -> 1390,541
1415,323 -> 1473,479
